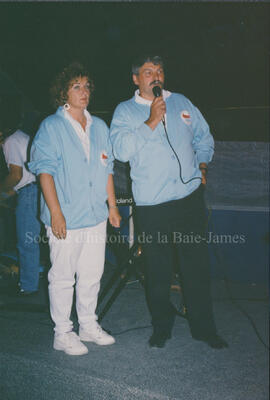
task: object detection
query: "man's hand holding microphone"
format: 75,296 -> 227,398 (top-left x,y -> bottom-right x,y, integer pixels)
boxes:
145,85 -> 166,131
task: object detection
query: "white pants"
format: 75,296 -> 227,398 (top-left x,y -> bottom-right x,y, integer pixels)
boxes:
47,220 -> 107,335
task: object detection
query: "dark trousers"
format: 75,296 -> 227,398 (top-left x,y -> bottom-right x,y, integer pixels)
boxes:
135,185 -> 217,338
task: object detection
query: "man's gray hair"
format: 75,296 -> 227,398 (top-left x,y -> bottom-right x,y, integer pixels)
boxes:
132,55 -> 164,75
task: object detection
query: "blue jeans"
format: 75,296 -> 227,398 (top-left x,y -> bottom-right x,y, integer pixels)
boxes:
16,183 -> 41,292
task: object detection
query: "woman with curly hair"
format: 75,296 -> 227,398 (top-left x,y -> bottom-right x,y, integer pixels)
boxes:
29,62 -> 121,355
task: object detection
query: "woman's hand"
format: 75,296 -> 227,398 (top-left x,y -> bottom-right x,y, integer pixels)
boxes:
39,174 -> 66,240
108,207 -> 121,228
51,210 -> 67,239
106,175 -> 121,228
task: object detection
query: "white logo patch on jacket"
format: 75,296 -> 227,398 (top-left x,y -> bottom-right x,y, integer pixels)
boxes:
100,151 -> 108,166
180,110 -> 191,125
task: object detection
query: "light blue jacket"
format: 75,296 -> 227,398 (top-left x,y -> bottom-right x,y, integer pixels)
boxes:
28,107 -> 113,229
110,92 -> 214,205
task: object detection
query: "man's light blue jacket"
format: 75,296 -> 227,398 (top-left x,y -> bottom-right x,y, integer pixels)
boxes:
28,107 -> 113,229
110,92 -> 214,206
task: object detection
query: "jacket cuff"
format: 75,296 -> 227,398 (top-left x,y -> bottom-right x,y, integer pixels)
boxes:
197,153 -> 211,165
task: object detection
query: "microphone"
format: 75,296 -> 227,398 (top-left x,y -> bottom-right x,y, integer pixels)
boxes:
152,85 -> 162,98
152,86 -> 166,127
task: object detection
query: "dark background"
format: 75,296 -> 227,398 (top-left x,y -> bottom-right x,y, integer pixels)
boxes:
0,1 -> 269,141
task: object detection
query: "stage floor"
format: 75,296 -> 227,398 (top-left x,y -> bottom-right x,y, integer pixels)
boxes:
0,270 -> 268,400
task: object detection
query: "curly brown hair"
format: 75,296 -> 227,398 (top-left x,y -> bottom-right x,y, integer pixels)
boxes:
50,62 -> 94,109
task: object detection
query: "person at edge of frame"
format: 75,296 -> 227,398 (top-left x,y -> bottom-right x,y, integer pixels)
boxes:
28,62 -> 121,356
110,54 -> 228,349
0,97 -> 41,296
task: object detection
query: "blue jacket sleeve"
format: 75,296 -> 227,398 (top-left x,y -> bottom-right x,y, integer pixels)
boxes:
110,103 -> 156,162
28,119 -> 61,177
103,121 -> 114,175
189,100 -> 215,164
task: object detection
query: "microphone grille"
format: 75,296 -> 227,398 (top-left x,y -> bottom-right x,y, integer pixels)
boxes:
152,86 -> 162,97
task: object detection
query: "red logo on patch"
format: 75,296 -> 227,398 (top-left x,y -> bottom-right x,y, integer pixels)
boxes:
180,110 -> 191,125
100,151 -> 108,166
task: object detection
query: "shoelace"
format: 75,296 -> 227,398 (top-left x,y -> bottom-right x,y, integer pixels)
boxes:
93,324 -> 106,337
66,332 -> 81,344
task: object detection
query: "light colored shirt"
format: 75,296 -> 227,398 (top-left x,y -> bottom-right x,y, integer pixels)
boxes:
63,108 -> 92,161
134,89 -> 171,125
3,129 -> 36,191
134,89 -> 172,105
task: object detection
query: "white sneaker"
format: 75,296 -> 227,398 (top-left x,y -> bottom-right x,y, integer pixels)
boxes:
79,323 -> 115,346
53,331 -> 88,355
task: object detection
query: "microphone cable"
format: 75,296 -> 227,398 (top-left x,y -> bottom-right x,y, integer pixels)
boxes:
162,120 -> 202,185
152,85 -> 202,185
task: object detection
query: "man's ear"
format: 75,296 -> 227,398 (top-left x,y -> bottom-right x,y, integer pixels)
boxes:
132,74 -> 139,86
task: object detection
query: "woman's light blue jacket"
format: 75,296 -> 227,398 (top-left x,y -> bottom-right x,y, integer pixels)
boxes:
28,107 -> 113,229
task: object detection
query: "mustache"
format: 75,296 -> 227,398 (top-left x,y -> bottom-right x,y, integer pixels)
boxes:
150,80 -> 163,87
